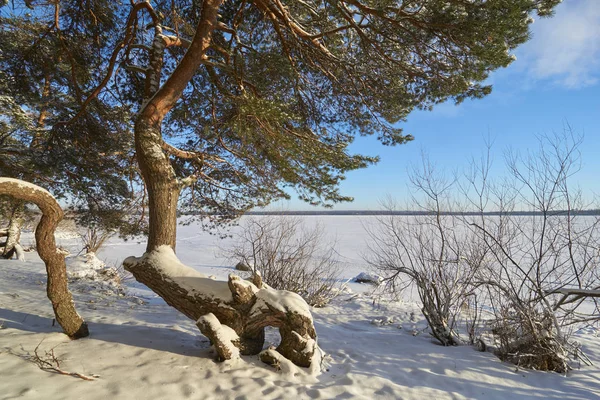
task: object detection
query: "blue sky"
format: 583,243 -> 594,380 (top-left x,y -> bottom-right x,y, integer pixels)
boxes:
276,0 -> 600,211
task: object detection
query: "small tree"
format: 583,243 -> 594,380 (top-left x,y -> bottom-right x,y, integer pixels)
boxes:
229,216 -> 341,307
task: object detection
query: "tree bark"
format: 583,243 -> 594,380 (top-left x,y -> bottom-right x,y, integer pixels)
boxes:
134,118 -> 180,252
139,0 -> 223,123
0,178 -> 89,338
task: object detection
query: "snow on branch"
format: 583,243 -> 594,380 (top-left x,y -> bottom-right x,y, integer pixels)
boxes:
546,288 -> 600,297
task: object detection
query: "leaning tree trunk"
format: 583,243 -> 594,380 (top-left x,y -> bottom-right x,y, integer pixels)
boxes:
131,117 -> 320,368
0,178 -> 89,338
133,0 -> 223,254
2,200 -> 25,260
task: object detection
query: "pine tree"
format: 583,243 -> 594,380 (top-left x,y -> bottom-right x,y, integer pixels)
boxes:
0,0 -> 562,367
2,0 -> 561,248
0,1 -> 144,250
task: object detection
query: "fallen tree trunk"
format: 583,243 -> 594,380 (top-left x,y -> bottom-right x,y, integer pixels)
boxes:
0,178 -> 89,338
546,288 -> 600,297
123,246 -> 320,368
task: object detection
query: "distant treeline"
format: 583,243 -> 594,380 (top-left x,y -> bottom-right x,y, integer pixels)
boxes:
243,210 -> 600,216
50,209 -> 600,219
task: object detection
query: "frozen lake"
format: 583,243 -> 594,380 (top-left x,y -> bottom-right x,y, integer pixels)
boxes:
76,215 -> 380,280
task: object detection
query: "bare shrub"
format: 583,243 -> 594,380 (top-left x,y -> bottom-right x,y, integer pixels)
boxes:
462,130 -> 600,372
228,216 -> 341,307
368,131 -> 600,372
111,260 -> 135,286
75,190 -> 148,254
366,158 -> 481,346
80,225 -> 114,254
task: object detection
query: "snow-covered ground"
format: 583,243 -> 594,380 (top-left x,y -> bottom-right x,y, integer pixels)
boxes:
1,216 -> 599,399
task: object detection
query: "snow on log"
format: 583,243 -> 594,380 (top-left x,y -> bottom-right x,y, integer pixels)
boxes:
546,287 -> 600,310
123,246 -> 321,369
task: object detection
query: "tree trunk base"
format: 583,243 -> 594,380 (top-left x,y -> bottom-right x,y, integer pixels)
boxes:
123,246 -> 320,369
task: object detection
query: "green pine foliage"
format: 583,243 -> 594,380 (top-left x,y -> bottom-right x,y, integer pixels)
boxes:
0,1 -> 144,237
1,0 -> 561,219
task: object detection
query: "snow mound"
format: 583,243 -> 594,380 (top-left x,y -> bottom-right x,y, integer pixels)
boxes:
67,252 -> 125,295
67,252 -> 107,278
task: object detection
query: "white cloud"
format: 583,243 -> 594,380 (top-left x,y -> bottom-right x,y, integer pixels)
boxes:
518,0 -> 600,88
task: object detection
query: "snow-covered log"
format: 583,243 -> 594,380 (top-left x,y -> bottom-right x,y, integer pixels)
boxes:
0,177 -> 89,338
546,287 -> 600,311
123,246 -> 320,368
